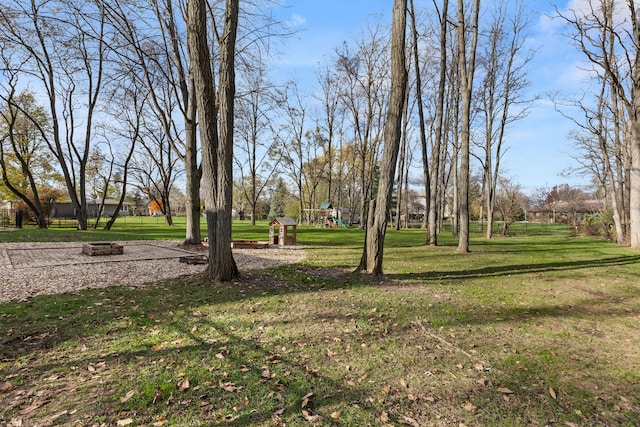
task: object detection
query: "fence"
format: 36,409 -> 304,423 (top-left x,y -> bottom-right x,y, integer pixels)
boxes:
0,209 -> 138,228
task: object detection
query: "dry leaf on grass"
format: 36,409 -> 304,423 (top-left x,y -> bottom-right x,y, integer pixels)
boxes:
302,409 -> 322,423
549,387 -> 557,400
19,399 -> 49,415
463,401 -> 478,414
234,397 -> 249,412
1,382 -> 12,393
116,419 -> 134,426
301,392 -> 314,408
497,387 -> 514,394
177,378 -> 190,392
224,414 -> 239,423
400,415 -> 420,426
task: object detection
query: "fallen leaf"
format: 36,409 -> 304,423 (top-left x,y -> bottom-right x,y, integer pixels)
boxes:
234,397 -> 249,412
302,409 -> 322,423
120,390 -> 138,403
301,392 -> 314,408
497,387 -> 514,394
219,381 -> 242,392
400,415 -> 420,426
19,399 -> 49,415
380,411 -> 390,422
549,387 -> 557,400
330,411 -> 341,420
0,382 -> 12,394
177,378 -> 190,392
462,401 -> 478,414
269,381 -> 285,392
152,418 -> 167,426
224,414 -> 239,423
116,419 -> 134,426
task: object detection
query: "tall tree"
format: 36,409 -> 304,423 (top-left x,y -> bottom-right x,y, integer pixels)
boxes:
477,0 -> 534,239
234,62 -> 279,225
316,65 -> 343,204
455,0 -> 480,253
558,0 -> 640,248
187,0 -> 239,281
0,89 -> 54,228
0,0 -> 113,230
104,0 -> 202,244
361,0 -> 408,276
335,22 -> 390,230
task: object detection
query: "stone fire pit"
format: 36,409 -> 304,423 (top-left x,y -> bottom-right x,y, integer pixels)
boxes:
82,242 -> 124,256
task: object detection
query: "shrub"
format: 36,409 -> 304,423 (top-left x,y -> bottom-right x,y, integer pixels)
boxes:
582,212 -> 614,239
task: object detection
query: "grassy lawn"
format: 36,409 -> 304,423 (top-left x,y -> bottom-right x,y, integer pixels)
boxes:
1,221 -> 639,426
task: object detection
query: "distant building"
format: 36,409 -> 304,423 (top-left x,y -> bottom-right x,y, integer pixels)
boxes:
50,199 -> 130,218
528,199 -> 605,224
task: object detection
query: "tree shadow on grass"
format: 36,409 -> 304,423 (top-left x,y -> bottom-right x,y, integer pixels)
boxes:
1,258 -> 639,425
385,254 -> 640,282
1,313 -> 374,426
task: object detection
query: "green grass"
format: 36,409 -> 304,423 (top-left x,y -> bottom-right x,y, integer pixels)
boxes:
1,223 -> 639,426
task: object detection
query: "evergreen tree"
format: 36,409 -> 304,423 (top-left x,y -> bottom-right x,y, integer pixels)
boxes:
269,178 -> 286,220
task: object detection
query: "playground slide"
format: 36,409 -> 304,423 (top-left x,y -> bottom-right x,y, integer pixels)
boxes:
335,218 -> 348,228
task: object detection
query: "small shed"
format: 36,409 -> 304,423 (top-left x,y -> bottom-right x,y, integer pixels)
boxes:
269,217 -> 297,246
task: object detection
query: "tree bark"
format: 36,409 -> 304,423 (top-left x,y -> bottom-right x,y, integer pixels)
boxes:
428,0 -> 449,245
211,0 -> 240,278
364,0 -> 408,276
187,0 -> 238,281
456,0 -> 480,253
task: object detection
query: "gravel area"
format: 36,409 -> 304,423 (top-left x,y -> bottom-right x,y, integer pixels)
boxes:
0,241 -> 306,303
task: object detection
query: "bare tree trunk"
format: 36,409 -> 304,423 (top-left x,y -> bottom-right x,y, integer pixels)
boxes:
630,1 -> 640,249
409,0 -> 431,235
187,0 -> 238,281
395,85 -> 410,230
364,0 -> 408,276
212,0 -> 240,278
356,199 -> 376,272
184,91 -> 202,243
429,0 -> 449,245
456,0 -> 480,253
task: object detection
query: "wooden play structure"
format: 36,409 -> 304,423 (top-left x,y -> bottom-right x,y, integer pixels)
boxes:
269,217 -> 297,246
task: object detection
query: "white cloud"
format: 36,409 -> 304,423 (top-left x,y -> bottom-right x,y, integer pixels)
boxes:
286,13 -> 306,29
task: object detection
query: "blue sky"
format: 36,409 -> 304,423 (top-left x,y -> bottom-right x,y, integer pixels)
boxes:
268,0 -> 591,194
